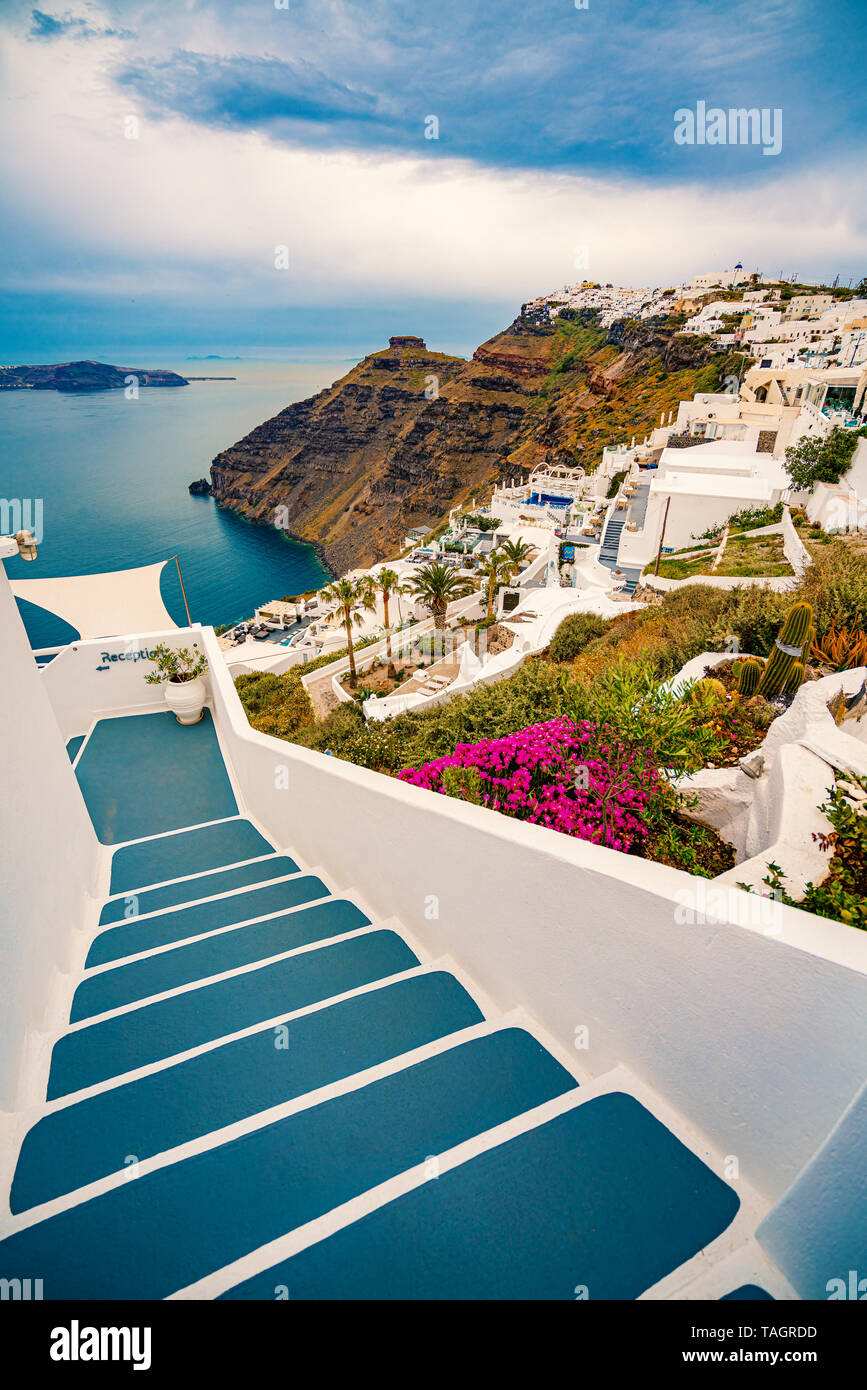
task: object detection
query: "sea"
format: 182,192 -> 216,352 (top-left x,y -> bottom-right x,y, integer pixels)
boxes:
0,358 -> 347,648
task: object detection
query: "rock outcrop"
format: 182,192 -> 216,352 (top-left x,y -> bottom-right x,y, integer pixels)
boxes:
209,311 -> 735,573
210,325 -> 555,574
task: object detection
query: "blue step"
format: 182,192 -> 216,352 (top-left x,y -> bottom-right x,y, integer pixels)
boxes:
99,855 -> 299,925
12,972 -> 485,1213
0,1030 -> 576,1299
48,930 -> 419,1098
86,874 -> 330,967
221,1092 -> 739,1301
72,898 -> 371,1021
110,819 -> 274,895
66,736 -> 85,763
74,711 -> 237,844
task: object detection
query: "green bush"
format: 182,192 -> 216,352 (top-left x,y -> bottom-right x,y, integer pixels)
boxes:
296,658 -> 566,772
785,425 -> 867,493
726,502 -> 784,533
235,669 -> 314,740
762,774 -> 867,930
798,540 -> 867,636
549,612 -> 608,662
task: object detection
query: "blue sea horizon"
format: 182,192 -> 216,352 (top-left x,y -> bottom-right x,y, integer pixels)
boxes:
0,358 -> 344,648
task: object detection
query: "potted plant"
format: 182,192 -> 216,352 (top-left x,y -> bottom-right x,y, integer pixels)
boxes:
144,643 -> 209,724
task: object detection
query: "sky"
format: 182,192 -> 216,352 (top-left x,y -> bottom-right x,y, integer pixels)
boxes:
1,0 -> 865,360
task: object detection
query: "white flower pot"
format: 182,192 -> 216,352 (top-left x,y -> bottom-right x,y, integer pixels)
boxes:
164,675 -> 207,725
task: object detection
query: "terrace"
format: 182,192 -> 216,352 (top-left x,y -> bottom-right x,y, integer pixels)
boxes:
0,546 -> 865,1300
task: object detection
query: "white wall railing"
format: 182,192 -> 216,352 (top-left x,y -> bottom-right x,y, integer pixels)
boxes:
196,627 -> 867,1205
781,505 -> 813,577
23,623 -> 867,1211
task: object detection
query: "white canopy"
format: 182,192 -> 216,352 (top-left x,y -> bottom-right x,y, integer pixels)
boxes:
11,560 -> 178,640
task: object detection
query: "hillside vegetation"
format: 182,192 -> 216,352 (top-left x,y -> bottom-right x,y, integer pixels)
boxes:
211,308 -> 740,572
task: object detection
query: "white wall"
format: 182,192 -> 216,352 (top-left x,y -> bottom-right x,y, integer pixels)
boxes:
42,627 -> 203,741
190,628 -> 867,1205
758,1082 -> 867,1299
843,436 -> 867,498
781,505 -> 812,575
29,625 -> 867,1212
0,576 -> 101,1111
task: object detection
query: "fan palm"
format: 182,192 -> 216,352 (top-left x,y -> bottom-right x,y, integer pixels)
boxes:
479,551 -> 517,620
320,575 -> 376,687
408,562 -> 475,637
375,567 -> 408,679
497,536 -> 534,569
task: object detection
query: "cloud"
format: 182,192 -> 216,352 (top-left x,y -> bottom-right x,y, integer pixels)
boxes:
116,52 -> 389,133
29,8 -> 130,41
0,0 -> 864,356
2,83 -> 864,310
98,0 -> 867,182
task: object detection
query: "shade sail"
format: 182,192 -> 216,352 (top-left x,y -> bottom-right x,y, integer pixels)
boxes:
10,560 -> 178,640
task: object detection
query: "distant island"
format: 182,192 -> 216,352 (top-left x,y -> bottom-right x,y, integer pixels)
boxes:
0,361 -> 189,393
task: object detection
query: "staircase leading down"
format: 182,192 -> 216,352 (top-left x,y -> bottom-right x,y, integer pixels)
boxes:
0,711 -> 750,1300
597,486 -> 649,596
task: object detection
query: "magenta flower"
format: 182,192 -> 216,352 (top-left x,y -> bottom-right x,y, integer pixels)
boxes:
398,717 -> 658,852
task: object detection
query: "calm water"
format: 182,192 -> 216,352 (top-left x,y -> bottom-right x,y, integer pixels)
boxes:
0,359 -> 346,647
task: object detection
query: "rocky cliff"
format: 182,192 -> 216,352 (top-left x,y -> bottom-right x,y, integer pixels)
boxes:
210,312 -> 740,573
210,326 -> 555,574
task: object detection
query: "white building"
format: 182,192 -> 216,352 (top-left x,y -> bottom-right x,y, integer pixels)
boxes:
686,267 -> 752,292
490,462 -> 587,527
618,440 -> 789,566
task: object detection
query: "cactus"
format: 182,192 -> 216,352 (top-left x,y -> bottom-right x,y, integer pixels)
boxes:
690,676 -> 727,704
734,657 -> 763,697
783,661 -> 806,695
758,602 -> 814,699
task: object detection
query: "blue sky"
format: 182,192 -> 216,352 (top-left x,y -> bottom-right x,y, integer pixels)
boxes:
1,0 -> 865,360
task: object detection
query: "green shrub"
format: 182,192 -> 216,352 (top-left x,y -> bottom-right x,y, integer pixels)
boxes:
549,612 -> 608,662
798,541 -> 867,636
785,425 -> 867,493
235,669 -> 314,740
298,658 -> 566,772
762,774 -> 867,929
726,502 -> 784,533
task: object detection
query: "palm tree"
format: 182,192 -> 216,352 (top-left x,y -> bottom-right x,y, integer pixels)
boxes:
479,551 -> 516,621
320,575 -> 375,687
375,567 -> 407,680
408,562 -> 475,638
497,536 -> 534,570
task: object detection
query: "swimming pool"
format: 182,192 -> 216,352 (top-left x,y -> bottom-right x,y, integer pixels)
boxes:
528,492 -> 573,509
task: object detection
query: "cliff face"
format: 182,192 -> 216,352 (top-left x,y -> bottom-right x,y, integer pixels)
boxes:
506,310 -> 746,474
210,312 -> 737,573
210,327 -> 555,574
